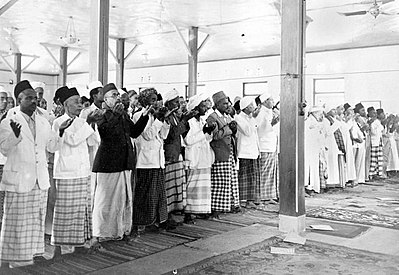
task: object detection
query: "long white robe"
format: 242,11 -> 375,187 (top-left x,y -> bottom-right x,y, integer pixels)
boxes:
340,120 -> 357,181
323,118 -> 341,187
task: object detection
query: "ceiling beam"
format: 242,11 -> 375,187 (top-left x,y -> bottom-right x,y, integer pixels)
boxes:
124,44 -> 138,62
21,56 -> 39,72
0,0 -> 19,16
41,43 -> 61,68
170,23 -> 192,58
197,34 -> 210,54
67,52 -> 81,68
0,55 -> 15,75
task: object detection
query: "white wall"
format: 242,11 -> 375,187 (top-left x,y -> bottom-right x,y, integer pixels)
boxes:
66,45 -> 399,113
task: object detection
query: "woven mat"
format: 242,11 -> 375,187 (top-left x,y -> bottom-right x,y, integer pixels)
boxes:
307,207 -> 399,230
167,237 -> 399,275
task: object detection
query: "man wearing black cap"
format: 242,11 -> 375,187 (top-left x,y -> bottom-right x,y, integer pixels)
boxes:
50,87 -> 100,258
0,80 -> 62,267
92,83 -> 150,242
369,106 -> 384,180
354,102 -> 371,180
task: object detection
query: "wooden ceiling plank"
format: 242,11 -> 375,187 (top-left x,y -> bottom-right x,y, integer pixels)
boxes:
0,0 -> 19,16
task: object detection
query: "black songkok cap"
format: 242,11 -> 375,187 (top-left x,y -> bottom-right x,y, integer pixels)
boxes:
14,80 -> 33,99
53,86 -> 69,104
103,83 -> 117,95
59,87 -> 80,105
354,103 -> 364,113
343,103 -> 351,112
367,106 -> 375,113
376,108 -> 384,115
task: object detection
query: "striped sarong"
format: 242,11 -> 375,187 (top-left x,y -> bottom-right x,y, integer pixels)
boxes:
165,161 -> 186,213
319,150 -> 328,189
51,177 -> 92,246
369,141 -> 384,177
133,168 -> 168,226
184,168 -> 211,214
210,151 -> 239,212
0,165 -> 4,227
238,158 -> 260,201
45,155 -> 56,235
259,152 -> 278,200
92,171 -> 132,239
0,185 -> 47,262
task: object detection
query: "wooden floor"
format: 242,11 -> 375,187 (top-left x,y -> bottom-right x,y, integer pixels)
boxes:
12,210 -> 278,274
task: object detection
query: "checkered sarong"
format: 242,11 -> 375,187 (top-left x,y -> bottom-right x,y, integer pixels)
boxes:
165,161 -> 186,213
133,168 -> 168,226
319,150 -> 328,189
259,152 -> 278,200
0,165 -> 4,226
51,177 -> 92,246
210,151 -> 239,212
238,158 -> 260,201
185,168 -> 211,214
0,185 -> 47,262
369,140 -> 384,177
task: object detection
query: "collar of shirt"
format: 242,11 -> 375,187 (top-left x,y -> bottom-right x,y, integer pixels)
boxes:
20,111 -> 36,123
215,109 -> 227,118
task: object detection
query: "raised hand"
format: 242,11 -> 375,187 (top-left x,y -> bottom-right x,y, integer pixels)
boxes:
59,118 -> 74,137
86,109 -> 104,124
112,103 -> 124,116
10,119 -> 22,138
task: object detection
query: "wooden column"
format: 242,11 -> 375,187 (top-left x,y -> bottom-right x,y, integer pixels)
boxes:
279,0 -> 306,233
116,38 -> 125,88
14,52 -> 21,83
59,46 -> 68,86
89,0 -> 109,84
188,27 -> 198,98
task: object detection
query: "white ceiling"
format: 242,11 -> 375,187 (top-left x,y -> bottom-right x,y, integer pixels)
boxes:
0,0 -> 399,74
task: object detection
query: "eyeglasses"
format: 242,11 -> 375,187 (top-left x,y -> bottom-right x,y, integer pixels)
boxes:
106,93 -> 120,99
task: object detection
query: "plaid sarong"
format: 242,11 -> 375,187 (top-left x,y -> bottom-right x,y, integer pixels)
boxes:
133,168 -> 168,226
259,152 -> 278,200
0,165 -> 4,227
184,168 -> 211,214
51,177 -> 92,246
334,129 -> 346,154
0,185 -> 47,262
165,161 -> 186,213
369,140 -> 384,177
238,158 -> 260,201
210,151 -> 239,212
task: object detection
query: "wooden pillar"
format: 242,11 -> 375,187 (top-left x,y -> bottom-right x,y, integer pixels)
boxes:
59,46 -> 68,86
278,0 -> 306,233
188,27 -> 198,98
14,52 -> 21,83
89,0 -> 109,84
116,38 -> 125,88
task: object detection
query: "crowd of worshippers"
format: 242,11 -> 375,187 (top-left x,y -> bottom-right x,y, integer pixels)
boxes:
0,80 -> 280,268
305,103 -> 399,195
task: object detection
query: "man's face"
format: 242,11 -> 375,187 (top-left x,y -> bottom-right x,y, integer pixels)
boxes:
245,102 -> 255,113
179,97 -> 187,112
7,98 -> 15,110
35,87 -> 44,99
216,98 -> 229,114
359,108 -> 366,117
378,111 -> 386,120
166,97 -> 180,111
0,92 -> 7,111
129,94 -> 138,108
65,95 -> 83,117
18,89 -> 37,116
328,109 -> 337,117
197,101 -> 208,116
336,105 -> 344,116
368,110 -> 377,119
120,93 -> 130,110
264,97 -> 274,109
94,88 -> 104,102
147,93 -> 158,107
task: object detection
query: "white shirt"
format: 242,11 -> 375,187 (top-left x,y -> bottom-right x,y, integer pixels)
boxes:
184,116 -> 214,169
52,114 -> 99,179
235,112 -> 260,159
370,119 -> 384,146
134,110 -> 170,169
255,106 -> 277,153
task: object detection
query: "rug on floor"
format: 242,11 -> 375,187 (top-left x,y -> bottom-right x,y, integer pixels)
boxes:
167,237 -> 399,275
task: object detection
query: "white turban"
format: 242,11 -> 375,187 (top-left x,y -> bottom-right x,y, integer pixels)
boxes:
187,93 -> 209,112
163,89 -> 180,104
87,81 -> 103,92
310,106 -> 324,113
31,81 -> 45,90
240,96 -> 255,110
259,91 -> 271,103
118,88 -> 127,95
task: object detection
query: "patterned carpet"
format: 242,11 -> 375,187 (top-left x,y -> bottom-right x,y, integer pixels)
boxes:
307,207 -> 399,230
169,237 -> 399,275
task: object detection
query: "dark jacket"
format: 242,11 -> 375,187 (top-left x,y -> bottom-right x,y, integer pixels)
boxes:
164,113 -> 189,163
206,111 -> 234,162
92,110 -> 148,172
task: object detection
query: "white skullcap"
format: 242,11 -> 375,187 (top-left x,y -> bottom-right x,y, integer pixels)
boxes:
240,96 -> 255,110
163,89 -> 180,104
31,81 -> 45,90
259,91 -> 271,103
233,96 -> 241,104
118,88 -> 127,95
87,81 -> 103,92
0,86 -> 10,97
187,93 -> 209,112
310,106 -> 324,113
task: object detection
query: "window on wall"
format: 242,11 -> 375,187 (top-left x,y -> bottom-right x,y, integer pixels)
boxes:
185,84 -> 206,99
243,81 -> 268,97
313,78 -> 345,108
